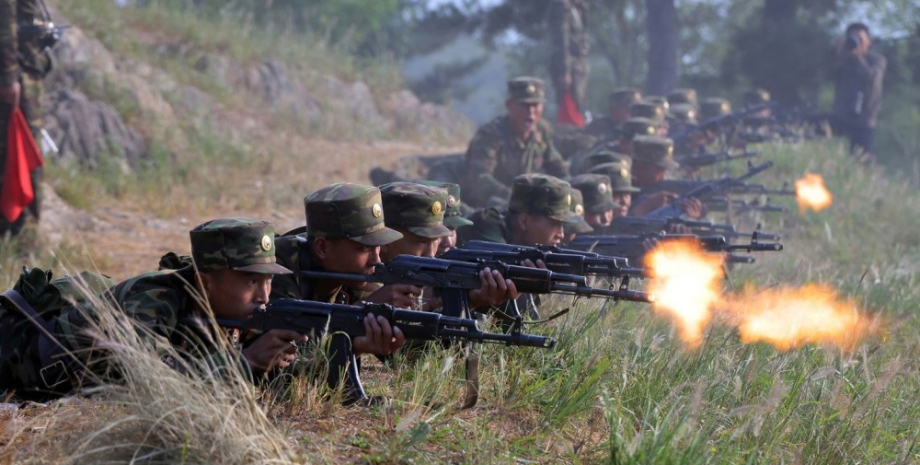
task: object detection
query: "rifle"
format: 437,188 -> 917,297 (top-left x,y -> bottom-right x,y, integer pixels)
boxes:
600,216 -> 782,243
218,299 -> 555,405
569,232 -> 783,265
643,179 -> 795,198
675,150 -> 759,169
672,103 -> 774,150
302,255 -> 654,322
443,240 -> 646,279
643,161 -> 774,220
705,196 -> 788,214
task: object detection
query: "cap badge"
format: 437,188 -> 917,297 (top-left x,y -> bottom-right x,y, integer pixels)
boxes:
575,204 -> 585,216
447,195 -> 457,208
566,194 -> 572,206
621,167 -> 630,179
431,201 -> 443,216
371,203 -> 383,218
260,235 -> 272,252
526,84 -> 536,94
597,183 -> 608,194
667,146 -> 674,157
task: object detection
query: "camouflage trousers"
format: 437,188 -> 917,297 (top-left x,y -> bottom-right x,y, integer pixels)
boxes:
0,71 -> 43,236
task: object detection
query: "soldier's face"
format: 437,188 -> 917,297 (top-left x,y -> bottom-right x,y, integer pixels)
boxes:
506,100 -> 543,138
617,139 -> 634,156
610,104 -> 631,124
380,229 -> 440,262
315,238 -> 381,277
585,209 -> 614,227
437,229 -> 457,256
200,269 -> 272,320
612,192 -> 632,218
515,214 -> 565,247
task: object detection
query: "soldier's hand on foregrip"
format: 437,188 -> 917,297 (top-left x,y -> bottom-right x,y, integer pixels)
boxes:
0,82 -> 20,109
242,329 -> 308,373
365,284 -> 424,309
469,268 -> 521,308
352,314 -> 406,356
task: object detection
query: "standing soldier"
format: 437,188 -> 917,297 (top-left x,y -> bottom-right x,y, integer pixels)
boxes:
463,77 -> 568,208
548,0 -> 589,118
0,0 -> 52,235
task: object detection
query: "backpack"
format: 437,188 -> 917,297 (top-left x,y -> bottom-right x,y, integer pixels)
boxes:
0,267 -> 114,400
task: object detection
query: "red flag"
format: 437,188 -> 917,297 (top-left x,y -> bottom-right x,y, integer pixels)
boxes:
1,108 -> 44,223
556,90 -> 585,128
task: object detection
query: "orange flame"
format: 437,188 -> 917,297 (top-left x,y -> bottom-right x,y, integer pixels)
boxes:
721,284 -> 872,352
644,239 -> 725,348
795,173 -> 833,212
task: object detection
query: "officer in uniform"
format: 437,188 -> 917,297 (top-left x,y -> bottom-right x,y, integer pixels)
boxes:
0,0 -> 53,234
458,173 -> 580,247
463,77 -> 568,208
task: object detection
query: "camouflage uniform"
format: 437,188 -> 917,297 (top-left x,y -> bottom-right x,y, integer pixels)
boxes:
569,173 -> 619,215
0,0 -> 50,234
2,218 -> 290,398
458,173 -> 579,246
463,77 -> 568,208
585,88 -> 642,142
629,136 -> 679,205
667,88 -> 698,109
588,161 -> 641,195
548,0 -> 589,112
271,183 -> 402,303
699,98 -> 732,121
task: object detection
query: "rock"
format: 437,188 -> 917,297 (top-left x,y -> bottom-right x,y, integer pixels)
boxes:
322,75 -> 384,125
44,89 -> 147,168
193,53 -> 244,90
244,60 -> 322,122
381,90 -> 472,140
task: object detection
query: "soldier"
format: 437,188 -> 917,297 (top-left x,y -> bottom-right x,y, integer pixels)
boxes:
668,103 -> 698,136
628,137 -> 704,220
415,180 -> 474,256
3,218 -> 317,399
463,77 -> 568,208
630,100 -> 669,137
0,0 -> 52,235
585,88 -> 642,141
587,161 -> 641,220
548,0 -> 589,116
458,173 -> 580,247
271,183 -> 418,342
378,182 -> 453,262
563,187 -> 594,243
743,88 -> 772,119
569,173 -> 620,229
610,117 -> 657,157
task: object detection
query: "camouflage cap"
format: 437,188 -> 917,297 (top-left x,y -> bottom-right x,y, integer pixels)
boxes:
743,88 -> 771,106
415,180 -> 474,229
507,76 -> 545,103
380,182 -> 452,239
569,173 -> 621,214
669,103 -> 698,124
609,88 -> 642,107
305,183 -> 404,246
577,149 -> 631,174
565,188 -> 595,235
190,217 -> 292,275
588,162 -> 641,193
630,101 -> 666,121
700,97 -> 732,120
667,88 -> 698,107
508,174 -> 580,224
621,117 -> 657,140
632,135 -> 678,169
644,96 -> 670,113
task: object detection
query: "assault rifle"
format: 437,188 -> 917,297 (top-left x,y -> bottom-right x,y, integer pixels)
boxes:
218,299 -> 555,405
569,232 -> 783,265
672,103 -> 774,150
600,216 -> 782,243
443,240 -> 646,279
301,255 -> 654,321
643,161 -> 774,220
650,179 -> 796,197
675,150 -> 759,169
705,196 -> 788,214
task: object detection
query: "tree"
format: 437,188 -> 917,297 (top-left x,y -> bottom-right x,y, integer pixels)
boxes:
645,0 -> 678,94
